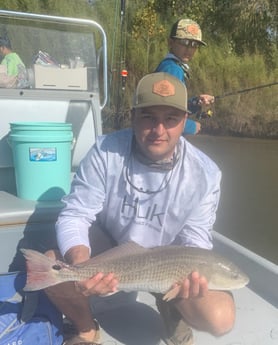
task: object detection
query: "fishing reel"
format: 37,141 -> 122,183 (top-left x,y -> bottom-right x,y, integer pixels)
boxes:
189,97 -> 214,120
195,108 -> 213,120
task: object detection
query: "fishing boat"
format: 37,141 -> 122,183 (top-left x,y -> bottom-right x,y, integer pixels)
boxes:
0,10 -> 277,345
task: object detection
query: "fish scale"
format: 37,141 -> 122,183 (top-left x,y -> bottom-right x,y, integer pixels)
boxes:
21,241 -> 249,294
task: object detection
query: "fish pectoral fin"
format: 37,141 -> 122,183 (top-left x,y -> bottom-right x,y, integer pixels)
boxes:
162,284 -> 181,301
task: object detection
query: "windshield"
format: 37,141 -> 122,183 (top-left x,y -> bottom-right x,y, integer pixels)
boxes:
0,16 -> 99,92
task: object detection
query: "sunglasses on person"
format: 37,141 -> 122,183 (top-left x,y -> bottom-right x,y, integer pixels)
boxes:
175,39 -> 200,48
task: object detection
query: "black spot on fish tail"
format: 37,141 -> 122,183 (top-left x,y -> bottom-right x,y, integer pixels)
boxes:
52,264 -> 62,271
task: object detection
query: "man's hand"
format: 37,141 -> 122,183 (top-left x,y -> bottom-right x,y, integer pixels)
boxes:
64,245 -> 119,297
75,272 -> 119,297
199,94 -> 215,105
174,271 -> 209,299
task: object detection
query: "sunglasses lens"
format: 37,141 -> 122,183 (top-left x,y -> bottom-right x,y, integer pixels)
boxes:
177,39 -> 199,48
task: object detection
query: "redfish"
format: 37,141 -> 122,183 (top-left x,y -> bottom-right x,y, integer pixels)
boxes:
21,241 -> 249,300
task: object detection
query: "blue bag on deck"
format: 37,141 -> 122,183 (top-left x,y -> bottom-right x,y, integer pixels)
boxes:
0,272 -> 63,345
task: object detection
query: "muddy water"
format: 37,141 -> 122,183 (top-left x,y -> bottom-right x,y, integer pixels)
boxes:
187,135 -> 278,264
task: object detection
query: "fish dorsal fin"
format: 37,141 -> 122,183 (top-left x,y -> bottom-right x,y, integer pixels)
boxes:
90,241 -> 147,264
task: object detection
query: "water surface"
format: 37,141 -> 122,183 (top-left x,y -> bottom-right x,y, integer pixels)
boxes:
187,135 -> 278,264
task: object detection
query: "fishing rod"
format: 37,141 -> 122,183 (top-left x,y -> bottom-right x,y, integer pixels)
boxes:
195,81 -> 278,119
115,0 -> 127,129
214,81 -> 278,100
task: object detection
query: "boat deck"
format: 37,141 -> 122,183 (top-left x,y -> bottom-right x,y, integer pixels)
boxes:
0,191 -> 277,345
90,285 -> 278,345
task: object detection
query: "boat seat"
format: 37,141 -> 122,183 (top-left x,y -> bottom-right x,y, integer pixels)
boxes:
0,191 -> 63,226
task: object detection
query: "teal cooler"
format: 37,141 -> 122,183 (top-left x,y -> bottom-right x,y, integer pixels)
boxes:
9,122 -> 73,201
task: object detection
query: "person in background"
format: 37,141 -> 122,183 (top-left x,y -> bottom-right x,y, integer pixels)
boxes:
155,18 -> 215,135
44,72 -> 235,345
0,36 -> 28,88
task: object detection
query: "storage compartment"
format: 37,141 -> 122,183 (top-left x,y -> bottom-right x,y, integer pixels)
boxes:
34,64 -> 88,90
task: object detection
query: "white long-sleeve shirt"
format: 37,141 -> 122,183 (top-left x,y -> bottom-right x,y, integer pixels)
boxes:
56,128 -> 221,257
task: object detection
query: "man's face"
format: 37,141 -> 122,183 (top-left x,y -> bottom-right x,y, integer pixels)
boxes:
169,38 -> 199,63
132,105 -> 187,161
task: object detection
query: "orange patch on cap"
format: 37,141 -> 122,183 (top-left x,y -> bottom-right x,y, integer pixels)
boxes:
186,24 -> 200,36
152,80 -> 175,97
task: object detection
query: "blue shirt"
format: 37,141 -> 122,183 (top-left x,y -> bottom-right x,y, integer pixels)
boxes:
156,56 -> 186,82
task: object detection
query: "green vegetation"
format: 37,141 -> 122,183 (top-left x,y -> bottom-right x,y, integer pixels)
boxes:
0,0 -> 277,138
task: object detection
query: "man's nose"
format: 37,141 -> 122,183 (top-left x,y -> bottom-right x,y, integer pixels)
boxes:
152,120 -> 166,134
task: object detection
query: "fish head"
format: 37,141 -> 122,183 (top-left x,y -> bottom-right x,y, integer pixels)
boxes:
208,259 -> 249,290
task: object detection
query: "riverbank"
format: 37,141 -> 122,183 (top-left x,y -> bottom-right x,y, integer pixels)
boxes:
200,116 -> 278,140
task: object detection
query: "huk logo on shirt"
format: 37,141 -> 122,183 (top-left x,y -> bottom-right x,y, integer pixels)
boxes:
121,195 -> 165,227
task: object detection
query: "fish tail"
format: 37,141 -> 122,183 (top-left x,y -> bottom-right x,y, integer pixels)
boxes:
21,248 -> 61,291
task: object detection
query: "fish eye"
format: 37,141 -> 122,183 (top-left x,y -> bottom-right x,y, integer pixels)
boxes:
52,264 -> 62,271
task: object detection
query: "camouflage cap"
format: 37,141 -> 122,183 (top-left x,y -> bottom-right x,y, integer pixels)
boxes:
133,72 -> 188,112
170,19 -> 206,46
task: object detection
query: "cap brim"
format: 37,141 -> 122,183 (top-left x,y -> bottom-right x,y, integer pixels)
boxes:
133,101 -> 189,113
170,36 -> 207,46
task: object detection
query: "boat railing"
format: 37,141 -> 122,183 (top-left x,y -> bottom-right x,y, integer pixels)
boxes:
213,230 -> 278,307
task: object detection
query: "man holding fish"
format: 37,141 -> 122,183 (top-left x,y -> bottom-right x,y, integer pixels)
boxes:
36,72 -> 238,345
